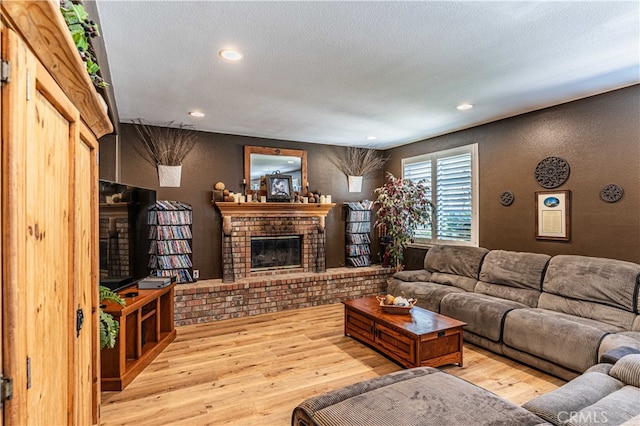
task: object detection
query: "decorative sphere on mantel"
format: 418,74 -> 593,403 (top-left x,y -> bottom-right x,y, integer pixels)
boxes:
214,181 -> 226,190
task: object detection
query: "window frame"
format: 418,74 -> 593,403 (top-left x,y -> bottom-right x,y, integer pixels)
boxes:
401,143 -> 479,247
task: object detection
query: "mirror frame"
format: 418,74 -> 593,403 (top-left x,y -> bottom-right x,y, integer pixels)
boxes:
244,146 -> 308,195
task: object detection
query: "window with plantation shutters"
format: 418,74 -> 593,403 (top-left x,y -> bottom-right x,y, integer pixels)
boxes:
402,144 -> 478,246
403,159 -> 433,241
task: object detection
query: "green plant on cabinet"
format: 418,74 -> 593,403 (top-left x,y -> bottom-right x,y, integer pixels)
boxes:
59,0 -> 108,89
99,285 -> 125,349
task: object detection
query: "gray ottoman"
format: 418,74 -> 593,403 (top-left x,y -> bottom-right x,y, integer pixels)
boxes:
292,367 -> 548,426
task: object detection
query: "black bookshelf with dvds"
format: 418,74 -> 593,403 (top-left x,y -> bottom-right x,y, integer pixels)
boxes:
148,200 -> 195,283
344,201 -> 373,267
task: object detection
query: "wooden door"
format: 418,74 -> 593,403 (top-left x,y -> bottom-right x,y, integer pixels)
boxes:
74,124 -> 100,425
2,27 -> 96,425
0,19 -> 4,426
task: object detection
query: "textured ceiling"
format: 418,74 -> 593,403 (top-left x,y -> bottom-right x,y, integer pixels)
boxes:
96,1 -> 640,149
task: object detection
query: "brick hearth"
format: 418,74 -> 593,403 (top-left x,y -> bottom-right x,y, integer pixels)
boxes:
174,266 -> 392,326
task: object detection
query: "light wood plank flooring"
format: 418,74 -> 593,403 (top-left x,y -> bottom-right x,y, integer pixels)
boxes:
100,303 -> 564,425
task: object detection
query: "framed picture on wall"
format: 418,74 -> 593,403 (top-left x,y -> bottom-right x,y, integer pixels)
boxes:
266,174 -> 293,202
535,190 -> 571,241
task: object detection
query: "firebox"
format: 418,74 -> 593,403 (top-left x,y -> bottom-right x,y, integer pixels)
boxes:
251,235 -> 302,272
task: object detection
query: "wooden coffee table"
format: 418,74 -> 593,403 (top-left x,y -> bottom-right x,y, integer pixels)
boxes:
343,296 -> 466,368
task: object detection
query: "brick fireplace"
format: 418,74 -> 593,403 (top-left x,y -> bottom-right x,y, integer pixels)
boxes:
214,202 -> 336,282
99,204 -> 132,279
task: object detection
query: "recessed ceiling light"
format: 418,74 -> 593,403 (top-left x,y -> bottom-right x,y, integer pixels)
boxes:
457,103 -> 473,110
366,136 -> 377,140
189,111 -> 205,117
287,160 -> 294,164
219,49 -> 243,61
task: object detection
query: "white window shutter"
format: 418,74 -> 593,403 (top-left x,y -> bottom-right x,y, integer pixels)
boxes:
402,145 -> 476,246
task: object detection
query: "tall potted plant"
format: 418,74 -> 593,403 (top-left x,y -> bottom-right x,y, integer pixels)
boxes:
131,119 -> 198,187
374,172 -> 433,269
336,147 -> 389,192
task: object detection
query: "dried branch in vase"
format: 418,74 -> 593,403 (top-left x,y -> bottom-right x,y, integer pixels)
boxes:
336,147 -> 389,176
131,119 -> 198,166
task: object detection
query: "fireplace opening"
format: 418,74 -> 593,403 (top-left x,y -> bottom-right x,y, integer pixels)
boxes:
251,235 -> 302,272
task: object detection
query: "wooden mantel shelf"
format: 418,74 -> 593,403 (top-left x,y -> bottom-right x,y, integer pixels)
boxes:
213,201 -> 336,234
213,201 -> 335,217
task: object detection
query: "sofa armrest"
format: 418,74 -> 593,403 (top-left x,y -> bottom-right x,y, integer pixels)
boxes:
600,346 -> 640,364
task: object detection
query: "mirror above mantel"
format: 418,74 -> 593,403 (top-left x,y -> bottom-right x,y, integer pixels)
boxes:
244,146 -> 308,194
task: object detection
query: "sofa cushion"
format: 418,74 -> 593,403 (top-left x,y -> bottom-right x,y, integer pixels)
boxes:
440,293 -> 527,342
584,363 -> 614,375
522,369 -> 624,426
609,354 -> 640,387
474,282 -> 541,307
293,367 -> 547,426
423,245 -> 489,279
479,250 -> 550,290
473,250 -> 549,307
598,332 -> 640,361
386,278 -> 465,313
538,293 -> 636,330
429,271 -> 478,292
542,255 -> 640,313
503,308 -> 624,373
564,386 -> 640,426
392,269 -> 432,282
502,346 -> 580,381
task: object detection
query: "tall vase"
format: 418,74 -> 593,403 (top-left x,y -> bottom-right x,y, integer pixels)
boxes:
348,175 -> 363,193
158,165 -> 182,187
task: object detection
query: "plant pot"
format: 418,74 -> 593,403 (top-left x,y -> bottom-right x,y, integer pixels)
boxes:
348,175 -> 363,193
158,165 -> 182,187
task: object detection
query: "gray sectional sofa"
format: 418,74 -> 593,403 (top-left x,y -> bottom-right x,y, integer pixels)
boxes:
292,246 -> 640,425
387,245 -> 640,380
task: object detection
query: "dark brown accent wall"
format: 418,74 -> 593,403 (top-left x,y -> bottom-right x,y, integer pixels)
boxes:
101,126 -> 384,279
99,134 -> 117,182
387,85 -> 640,264
100,85 -> 639,278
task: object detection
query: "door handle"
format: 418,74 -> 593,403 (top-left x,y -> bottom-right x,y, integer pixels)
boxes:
76,306 -> 84,337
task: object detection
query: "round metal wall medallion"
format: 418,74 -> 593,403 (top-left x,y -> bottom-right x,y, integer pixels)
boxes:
600,184 -> 624,203
500,191 -> 514,206
535,156 -> 570,189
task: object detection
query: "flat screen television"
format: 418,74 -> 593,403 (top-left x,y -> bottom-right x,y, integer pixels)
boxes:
98,180 -> 156,293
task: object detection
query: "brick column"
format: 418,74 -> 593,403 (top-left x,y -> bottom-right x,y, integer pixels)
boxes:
316,230 -> 326,273
222,234 -> 234,283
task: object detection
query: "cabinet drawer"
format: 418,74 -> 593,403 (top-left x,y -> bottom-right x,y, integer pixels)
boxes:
421,330 -> 462,360
345,310 -> 375,344
375,323 -> 415,366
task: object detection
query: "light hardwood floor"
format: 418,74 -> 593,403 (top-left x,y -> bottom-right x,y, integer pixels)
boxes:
100,303 -> 565,425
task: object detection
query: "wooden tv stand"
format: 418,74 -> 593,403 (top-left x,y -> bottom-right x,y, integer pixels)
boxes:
100,283 -> 177,391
